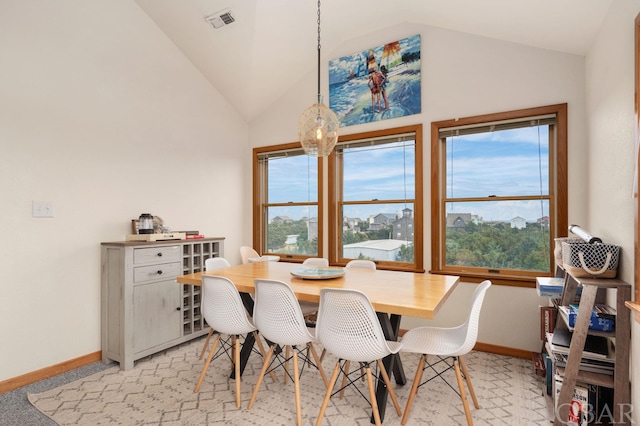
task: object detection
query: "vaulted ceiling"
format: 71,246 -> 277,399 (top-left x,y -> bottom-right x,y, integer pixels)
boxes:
134,0 -> 612,122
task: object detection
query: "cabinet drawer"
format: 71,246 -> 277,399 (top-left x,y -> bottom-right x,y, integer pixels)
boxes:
134,262 -> 181,283
133,246 -> 180,265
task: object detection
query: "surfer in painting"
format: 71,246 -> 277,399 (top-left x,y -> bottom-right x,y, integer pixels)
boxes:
380,65 -> 389,111
368,68 -> 386,113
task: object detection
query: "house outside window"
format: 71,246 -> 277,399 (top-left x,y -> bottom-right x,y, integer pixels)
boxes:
253,143 -> 322,260
431,104 -> 568,285
329,124 -> 423,272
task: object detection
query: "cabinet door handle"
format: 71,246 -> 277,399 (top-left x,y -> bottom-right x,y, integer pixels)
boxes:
176,307 -> 181,311
157,270 -> 163,275
157,252 -> 163,257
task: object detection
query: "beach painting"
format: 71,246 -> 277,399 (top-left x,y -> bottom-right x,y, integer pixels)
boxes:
329,34 -> 421,127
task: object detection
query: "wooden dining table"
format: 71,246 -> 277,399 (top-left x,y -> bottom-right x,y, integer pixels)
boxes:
177,261 -> 460,423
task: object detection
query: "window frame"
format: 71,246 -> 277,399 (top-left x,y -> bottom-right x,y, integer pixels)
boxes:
635,12 -> 640,304
328,124 -> 424,272
430,104 -> 568,286
253,142 -> 324,261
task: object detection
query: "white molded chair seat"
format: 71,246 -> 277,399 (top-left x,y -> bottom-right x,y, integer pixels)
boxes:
399,280 -> 492,426
315,288 -> 403,426
194,275 -> 270,409
247,279 -> 328,426
345,259 -> 376,270
198,257 -> 232,360
248,255 -> 281,263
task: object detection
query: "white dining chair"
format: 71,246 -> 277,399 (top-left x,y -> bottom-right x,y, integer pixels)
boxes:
194,275 -> 270,409
399,280 -> 492,426
298,258 -> 329,318
198,257 -> 232,360
240,246 -> 280,264
240,245 -> 261,264
314,288 -> 403,426
345,259 -> 377,270
204,256 -> 231,271
247,279 -> 329,426
302,257 -> 329,267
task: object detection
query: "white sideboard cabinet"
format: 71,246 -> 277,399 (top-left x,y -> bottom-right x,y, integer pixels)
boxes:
101,237 -> 225,370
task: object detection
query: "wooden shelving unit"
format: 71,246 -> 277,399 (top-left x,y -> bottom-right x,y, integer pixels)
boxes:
551,269 -> 631,425
101,237 -> 224,370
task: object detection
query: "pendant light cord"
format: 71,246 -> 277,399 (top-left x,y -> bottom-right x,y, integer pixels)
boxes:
316,0 -> 321,102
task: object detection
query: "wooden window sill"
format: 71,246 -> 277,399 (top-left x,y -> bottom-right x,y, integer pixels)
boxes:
625,301 -> 640,323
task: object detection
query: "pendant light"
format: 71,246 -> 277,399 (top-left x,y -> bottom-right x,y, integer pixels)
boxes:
297,0 -> 339,157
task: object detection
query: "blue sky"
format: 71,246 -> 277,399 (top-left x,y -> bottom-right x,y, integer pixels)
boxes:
266,142 -> 414,222
446,126 -> 550,222
266,126 -> 550,223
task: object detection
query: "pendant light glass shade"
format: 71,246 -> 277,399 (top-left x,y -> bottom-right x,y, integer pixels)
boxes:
298,99 -> 339,157
298,0 -> 338,157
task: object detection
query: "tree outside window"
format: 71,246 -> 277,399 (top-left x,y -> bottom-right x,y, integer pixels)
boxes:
431,104 -> 568,285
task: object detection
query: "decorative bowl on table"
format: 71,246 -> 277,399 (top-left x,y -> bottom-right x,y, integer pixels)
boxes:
290,267 -> 345,280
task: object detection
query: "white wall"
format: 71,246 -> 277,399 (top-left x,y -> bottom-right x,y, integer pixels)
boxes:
584,0 -> 640,422
251,22 -> 589,352
0,0 -> 249,381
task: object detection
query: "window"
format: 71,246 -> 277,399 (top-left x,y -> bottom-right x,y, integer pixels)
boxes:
329,125 -> 423,271
253,143 -> 322,260
431,104 -> 568,286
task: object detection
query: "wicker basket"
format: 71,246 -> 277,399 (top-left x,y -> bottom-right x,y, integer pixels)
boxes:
561,241 -> 620,278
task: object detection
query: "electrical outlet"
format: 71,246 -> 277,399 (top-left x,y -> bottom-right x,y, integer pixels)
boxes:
32,201 -> 54,218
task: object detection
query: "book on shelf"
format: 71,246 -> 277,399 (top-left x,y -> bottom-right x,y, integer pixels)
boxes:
540,305 -> 557,341
185,234 -> 205,239
178,230 -> 200,236
585,304 -> 615,318
552,352 -> 614,375
554,376 -> 597,426
536,276 -> 565,297
547,329 -> 612,361
558,305 -> 615,332
569,303 -> 616,320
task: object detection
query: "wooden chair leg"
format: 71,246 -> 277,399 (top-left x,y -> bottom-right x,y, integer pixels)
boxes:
339,360 -> 351,399
292,348 -> 303,426
320,348 -> 326,362
308,343 -> 329,388
194,334 -> 221,392
247,345 -> 276,410
454,358 -> 473,426
199,328 -> 215,360
365,366 -> 382,426
376,359 -> 402,416
233,335 -> 241,408
305,344 -> 312,367
316,361 -> 341,426
401,354 -> 426,425
459,355 -> 479,409
253,332 -> 278,384
284,346 -> 291,384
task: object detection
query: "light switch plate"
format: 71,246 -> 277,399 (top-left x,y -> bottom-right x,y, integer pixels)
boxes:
32,201 -> 54,218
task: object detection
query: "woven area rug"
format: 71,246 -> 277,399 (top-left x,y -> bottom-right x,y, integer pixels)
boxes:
28,337 -> 552,425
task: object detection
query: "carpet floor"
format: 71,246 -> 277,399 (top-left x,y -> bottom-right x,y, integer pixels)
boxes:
26,337 -> 553,425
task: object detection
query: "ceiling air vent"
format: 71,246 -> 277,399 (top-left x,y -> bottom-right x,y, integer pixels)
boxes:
205,9 -> 235,29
